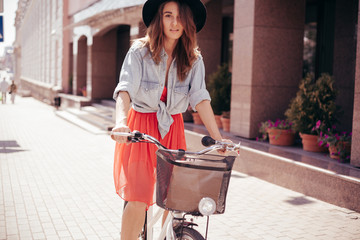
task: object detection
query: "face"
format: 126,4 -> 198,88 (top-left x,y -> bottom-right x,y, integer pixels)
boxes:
162,1 -> 184,42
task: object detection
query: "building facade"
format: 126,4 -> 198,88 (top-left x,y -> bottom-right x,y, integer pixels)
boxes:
14,0 -> 65,102
14,0 -> 360,167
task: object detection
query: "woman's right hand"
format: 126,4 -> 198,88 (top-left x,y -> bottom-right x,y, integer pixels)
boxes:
111,124 -> 131,143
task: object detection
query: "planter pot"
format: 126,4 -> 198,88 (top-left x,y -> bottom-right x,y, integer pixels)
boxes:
329,145 -> 341,160
192,112 -> 203,125
182,109 -> 193,122
329,141 -> 351,163
299,133 -> 327,152
215,115 -> 223,129
81,90 -> 87,97
220,117 -> 230,132
267,129 -> 295,146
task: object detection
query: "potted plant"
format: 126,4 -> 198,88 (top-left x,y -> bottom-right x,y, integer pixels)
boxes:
80,86 -> 87,97
221,111 -> 231,132
315,122 -> 352,162
207,64 -> 231,131
285,73 -> 339,152
258,119 -> 295,146
182,105 -> 194,122
326,133 -> 351,162
189,107 -> 203,125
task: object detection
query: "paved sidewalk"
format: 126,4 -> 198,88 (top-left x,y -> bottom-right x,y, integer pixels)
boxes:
0,97 -> 359,240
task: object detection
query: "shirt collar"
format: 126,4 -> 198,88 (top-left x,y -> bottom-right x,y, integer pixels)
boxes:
160,48 -> 168,59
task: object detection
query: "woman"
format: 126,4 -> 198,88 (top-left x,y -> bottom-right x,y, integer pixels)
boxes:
9,80 -> 17,104
111,0 -> 227,239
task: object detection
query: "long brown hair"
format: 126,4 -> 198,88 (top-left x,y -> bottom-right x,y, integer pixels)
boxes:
140,0 -> 200,82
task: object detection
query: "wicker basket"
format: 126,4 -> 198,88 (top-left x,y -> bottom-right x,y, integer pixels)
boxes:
156,149 -> 235,215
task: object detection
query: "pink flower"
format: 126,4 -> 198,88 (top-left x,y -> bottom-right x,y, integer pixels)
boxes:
335,134 -> 340,141
315,120 -> 321,129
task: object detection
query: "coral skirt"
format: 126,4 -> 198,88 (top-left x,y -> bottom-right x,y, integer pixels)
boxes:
113,108 -> 186,207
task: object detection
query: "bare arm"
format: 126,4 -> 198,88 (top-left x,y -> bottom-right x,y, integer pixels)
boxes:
111,91 -> 131,143
195,100 -> 222,141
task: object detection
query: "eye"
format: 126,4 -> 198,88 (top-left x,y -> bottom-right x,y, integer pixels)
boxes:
163,11 -> 171,17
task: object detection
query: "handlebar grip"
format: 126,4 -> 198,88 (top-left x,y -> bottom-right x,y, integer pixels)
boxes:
111,131 -> 133,141
201,136 -> 216,147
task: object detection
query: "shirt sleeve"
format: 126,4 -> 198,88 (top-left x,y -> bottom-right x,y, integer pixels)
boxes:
113,46 -> 142,100
188,56 -> 211,111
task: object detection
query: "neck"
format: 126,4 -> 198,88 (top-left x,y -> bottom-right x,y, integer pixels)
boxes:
164,38 -> 178,57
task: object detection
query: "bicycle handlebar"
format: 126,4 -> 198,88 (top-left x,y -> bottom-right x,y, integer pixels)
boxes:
111,130 -> 166,149
111,130 -> 240,155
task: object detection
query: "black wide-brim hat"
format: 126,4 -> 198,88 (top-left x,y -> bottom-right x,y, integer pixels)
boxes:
142,0 -> 207,33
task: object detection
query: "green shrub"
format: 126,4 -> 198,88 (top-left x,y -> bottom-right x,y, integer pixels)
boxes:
207,64 -> 231,115
285,73 -> 340,134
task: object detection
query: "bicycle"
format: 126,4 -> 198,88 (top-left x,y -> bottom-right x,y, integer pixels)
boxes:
111,130 -> 240,240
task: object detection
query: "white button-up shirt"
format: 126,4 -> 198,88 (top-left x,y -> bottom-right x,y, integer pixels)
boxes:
113,41 -> 210,138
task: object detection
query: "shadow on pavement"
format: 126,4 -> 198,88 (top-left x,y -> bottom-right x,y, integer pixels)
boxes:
0,140 -> 27,154
284,196 -> 315,206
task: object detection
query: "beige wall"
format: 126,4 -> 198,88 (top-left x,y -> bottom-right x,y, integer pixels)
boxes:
18,0 -> 64,102
68,0 -> 99,16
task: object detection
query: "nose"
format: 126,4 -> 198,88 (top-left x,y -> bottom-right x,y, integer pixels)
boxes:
172,16 -> 180,26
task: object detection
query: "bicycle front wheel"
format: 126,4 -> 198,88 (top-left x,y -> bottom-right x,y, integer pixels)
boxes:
175,227 -> 205,240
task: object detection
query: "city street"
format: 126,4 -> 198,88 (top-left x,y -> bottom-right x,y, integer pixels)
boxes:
1,96 -> 359,240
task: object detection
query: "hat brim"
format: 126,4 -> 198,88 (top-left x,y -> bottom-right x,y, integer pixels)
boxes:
142,0 -> 207,33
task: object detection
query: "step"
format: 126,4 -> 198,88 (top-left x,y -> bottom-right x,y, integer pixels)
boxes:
82,105 -> 114,122
55,110 -> 107,135
58,93 -> 93,109
184,124 -> 360,213
66,108 -> 114,131
100,99 -> 116,108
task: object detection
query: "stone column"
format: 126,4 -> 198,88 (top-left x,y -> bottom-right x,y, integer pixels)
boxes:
231,0 -> 305,138
72,37 -> 79,95
351,2 -> 360,167
86,36 -> 93,99
73,26 -> 92,97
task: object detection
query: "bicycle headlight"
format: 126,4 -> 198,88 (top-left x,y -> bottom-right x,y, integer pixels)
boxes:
198,197 -> 216,216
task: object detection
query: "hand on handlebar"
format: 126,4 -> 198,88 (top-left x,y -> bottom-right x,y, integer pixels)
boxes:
217,139 -> 234,154
202,136 -> 240,155
111,124 -> 131,143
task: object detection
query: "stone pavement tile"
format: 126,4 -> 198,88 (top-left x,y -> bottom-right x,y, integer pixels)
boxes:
44,236 -> 61,240
5,235 -> 20,240
58,230 -> 72,238
19,231 -> 32,240
86,236 -> 101,240
33,232 -> 47,240
1,97 -> 360,240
